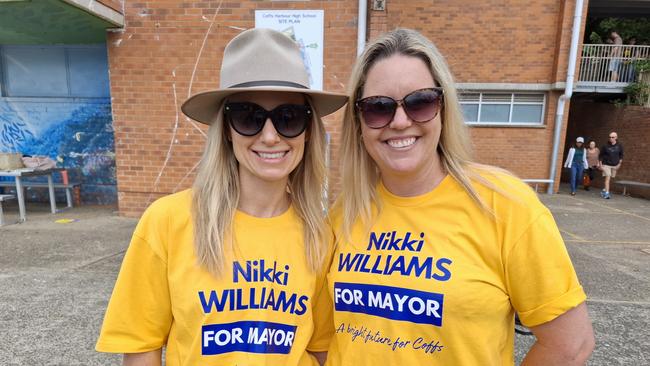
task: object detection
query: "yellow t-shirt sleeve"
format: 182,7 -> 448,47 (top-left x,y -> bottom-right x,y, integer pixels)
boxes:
95,233 -> 172,353
505,209 -> 586,327
307,229 -> 336,352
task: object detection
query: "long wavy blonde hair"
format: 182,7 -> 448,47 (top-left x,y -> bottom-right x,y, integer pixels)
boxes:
337,28 -> 511,239
192,96 -> 328,276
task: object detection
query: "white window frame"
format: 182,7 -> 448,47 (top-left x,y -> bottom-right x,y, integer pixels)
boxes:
459,91 -> 546,126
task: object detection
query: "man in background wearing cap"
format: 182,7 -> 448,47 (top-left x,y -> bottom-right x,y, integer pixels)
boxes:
564,137 -> 589,196
599,131 -> 624,199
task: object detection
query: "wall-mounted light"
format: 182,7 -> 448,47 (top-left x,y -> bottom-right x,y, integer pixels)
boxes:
372,0 -> 386,11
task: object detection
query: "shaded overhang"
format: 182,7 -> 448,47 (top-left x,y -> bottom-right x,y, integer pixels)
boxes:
0,0 -> 124,44
589,0 -> 650,18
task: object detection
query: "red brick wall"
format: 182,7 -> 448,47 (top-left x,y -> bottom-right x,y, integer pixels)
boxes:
107,1 -> 358,217
567,102 -> 650,198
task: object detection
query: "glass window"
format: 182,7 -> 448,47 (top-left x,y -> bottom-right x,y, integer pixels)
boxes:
68,47 -> 110,97
461,104 -> 478,122
460,92 -> 545,125
479,104 -> 510,122
3,47 -> 68,97
512,104 -> 543,123
1,45 -> 109,98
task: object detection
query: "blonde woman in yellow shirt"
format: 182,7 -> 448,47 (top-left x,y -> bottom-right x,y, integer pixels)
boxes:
324,28 -> 594,366
96,28 -> 347,366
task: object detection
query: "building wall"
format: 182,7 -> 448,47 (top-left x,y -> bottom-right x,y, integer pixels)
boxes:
0,45 -> 116,204
108,0 -> 589,216
107,1 -> 358,217
566,102 -> 650,198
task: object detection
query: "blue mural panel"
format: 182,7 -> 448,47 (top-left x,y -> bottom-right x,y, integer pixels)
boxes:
0,98 -> 116,204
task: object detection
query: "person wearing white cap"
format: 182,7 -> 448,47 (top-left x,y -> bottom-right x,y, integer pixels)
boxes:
564,137 -> 589,195
96,28 -> 347,365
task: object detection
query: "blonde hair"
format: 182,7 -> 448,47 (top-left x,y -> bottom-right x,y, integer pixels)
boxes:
192,97 -> 328,276
338,28 -> 511,239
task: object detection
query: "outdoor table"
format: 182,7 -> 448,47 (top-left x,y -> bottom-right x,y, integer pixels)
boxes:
0,168 -> 63,222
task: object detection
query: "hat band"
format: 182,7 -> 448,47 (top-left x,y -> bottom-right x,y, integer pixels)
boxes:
228,80 -> 309,89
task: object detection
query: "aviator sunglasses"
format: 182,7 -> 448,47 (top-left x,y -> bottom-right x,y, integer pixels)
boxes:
355,87 -> 444,129
224,102 -> 312,138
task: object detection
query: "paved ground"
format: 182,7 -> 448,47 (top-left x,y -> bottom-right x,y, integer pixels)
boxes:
0,185 -> 648,365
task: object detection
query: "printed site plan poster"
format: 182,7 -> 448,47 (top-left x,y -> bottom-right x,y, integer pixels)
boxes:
255,10 -> 325,90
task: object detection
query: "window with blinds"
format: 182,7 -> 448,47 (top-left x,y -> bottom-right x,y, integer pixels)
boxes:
459,92 -> 545,125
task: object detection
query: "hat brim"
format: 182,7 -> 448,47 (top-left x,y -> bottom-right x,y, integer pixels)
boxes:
181,86 -> 349,125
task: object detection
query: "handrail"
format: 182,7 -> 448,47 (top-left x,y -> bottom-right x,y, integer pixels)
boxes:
579,44 -> 650,83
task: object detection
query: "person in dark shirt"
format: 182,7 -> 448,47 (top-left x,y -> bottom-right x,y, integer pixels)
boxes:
598,132 -> 624,199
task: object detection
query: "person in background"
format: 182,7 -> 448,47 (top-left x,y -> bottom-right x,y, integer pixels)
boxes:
599,131 -> 624,199
325,28 -> 594,366
585,140 -> 600,191
623,37 -> 637,82
609,30 -> 623,82
95,28 -> 347,366
564,137 -> 588,196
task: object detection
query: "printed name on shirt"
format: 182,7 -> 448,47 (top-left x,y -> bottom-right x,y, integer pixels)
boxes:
337,231 -> 452,281
334,282 -> 444,326
202,321 -> 297,355
198,259 -> 309,315
233,259 -> 290,286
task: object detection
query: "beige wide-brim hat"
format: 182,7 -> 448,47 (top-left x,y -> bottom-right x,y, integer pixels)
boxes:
181,28 -> 348,124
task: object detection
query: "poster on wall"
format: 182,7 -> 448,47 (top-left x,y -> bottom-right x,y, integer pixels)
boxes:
255,10 -> 324,90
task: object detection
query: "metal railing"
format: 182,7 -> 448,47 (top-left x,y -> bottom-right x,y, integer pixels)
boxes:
579,44 -> 650,83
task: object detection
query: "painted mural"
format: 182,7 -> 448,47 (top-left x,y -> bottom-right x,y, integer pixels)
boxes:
0,99 -> 116,204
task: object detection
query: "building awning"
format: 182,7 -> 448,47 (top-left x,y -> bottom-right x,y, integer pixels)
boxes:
0,0 -> 124,44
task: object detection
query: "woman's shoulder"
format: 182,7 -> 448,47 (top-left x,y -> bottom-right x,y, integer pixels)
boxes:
469,164 -> 543,208
137,189 -> 192,230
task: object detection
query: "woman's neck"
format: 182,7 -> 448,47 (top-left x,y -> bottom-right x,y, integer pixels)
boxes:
238,173 -> 290,218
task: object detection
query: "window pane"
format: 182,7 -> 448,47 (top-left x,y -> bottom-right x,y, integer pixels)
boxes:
461,104 -> 478,122
479,104 -> 509,122
4,47 -> 68,97
513,93 -> 544,103
512,104 -> 543,123
459,93 -> 480,102
482,93 -> 511,103
68,47 -> 110,97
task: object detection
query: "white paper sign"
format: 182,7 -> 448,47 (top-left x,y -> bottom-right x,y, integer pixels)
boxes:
255,10 -> 324,90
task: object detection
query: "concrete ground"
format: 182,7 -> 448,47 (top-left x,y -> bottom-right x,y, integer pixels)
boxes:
0,185 -> 648,365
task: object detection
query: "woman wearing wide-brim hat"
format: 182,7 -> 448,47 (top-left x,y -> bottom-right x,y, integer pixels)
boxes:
96,28 -> 347,366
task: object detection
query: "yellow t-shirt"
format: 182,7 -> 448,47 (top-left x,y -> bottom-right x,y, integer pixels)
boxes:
325,173 -> 586,365
96,190 -> 332,366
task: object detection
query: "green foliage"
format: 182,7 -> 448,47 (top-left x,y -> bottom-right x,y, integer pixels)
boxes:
597,18 -> 650,43
633,59 -> 650,74
589,31 -> 603,44
624,81 -> 650,107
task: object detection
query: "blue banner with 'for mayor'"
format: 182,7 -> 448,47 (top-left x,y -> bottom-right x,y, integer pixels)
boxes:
202,320 -> 297,355
334,282 -> 444,326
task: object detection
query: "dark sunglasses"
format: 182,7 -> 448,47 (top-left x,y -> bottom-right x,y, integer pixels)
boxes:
355,87 -> 444,129
224,102 -> 312,138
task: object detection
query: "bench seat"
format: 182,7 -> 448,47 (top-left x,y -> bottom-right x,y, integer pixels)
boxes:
0,181 -> 80,208
615,180 -> 650,196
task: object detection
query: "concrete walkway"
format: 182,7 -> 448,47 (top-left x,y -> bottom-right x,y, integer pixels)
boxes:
0,186 -> 648,365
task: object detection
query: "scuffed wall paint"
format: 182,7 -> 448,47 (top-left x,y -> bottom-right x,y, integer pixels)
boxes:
0,99 -> 117,204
